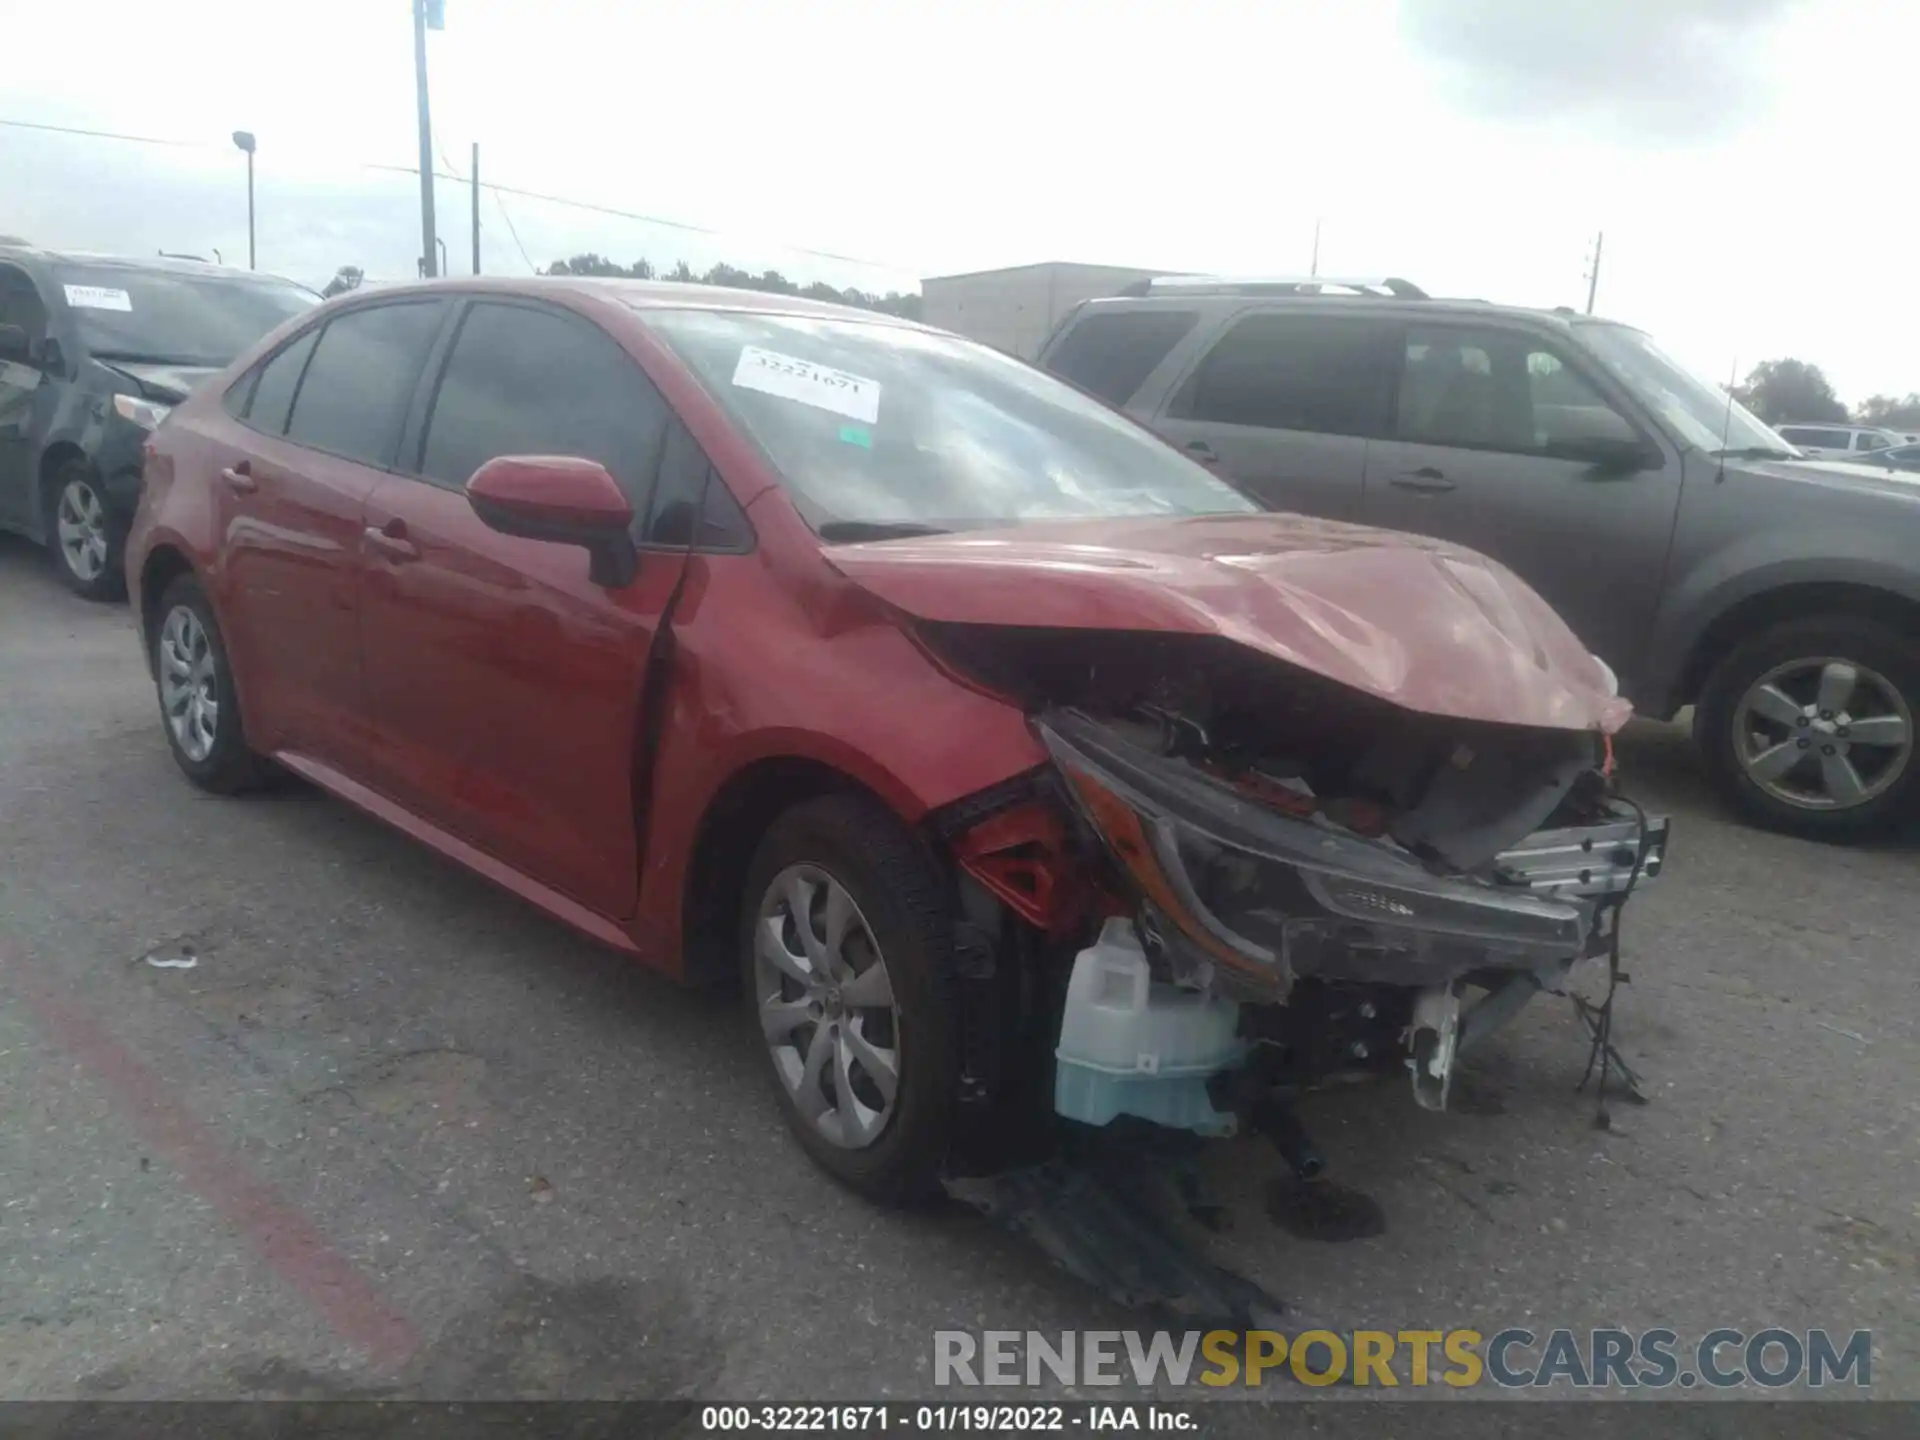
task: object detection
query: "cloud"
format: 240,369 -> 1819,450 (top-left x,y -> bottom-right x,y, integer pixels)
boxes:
1398,0 -> 1802,140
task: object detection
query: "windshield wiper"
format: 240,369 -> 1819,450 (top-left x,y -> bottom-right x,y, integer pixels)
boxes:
93,350 -> 213,367
816,520 -> 952,542
1709,446 -> 1799,461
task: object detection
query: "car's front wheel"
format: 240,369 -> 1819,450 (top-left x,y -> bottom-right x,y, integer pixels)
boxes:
46,460 -> 128,602
1696,615 -> 1920,840
152,575 -> 271,794
740,795 -> 961,1204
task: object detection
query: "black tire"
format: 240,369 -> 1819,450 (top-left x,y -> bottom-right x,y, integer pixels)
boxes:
44,459 -> 128,602
739,794 -> 961,1204
1694,614 -> 1920,841
151,574 -> 271,794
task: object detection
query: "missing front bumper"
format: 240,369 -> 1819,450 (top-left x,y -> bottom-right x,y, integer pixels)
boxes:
1039,710 -> 1663,1000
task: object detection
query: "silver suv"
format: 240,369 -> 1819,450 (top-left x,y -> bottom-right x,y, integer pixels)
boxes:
1774,423 -> 1906,460
1039,276 -> 1920,841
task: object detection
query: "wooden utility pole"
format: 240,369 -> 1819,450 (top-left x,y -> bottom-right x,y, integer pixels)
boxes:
471,142 -> 481,274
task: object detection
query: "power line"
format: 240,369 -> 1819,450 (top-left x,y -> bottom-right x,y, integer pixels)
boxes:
2,115 -> 914,275
0,116 -> 205,148
364,162 -> 899,270
493,189 -> 537,274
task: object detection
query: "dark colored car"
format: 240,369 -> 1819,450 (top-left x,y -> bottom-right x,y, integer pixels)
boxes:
1850,442 -> 1920,475
0,245 -> 317,598
1039,277 -> 1920,841
128,277 -> 1664,1203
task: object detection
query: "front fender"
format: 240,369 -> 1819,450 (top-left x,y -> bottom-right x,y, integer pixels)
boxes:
1639,540 -> 1920,716
628,559 -> 1046,975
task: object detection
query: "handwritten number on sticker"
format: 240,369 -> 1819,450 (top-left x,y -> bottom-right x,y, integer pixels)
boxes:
730,345 -> 880,424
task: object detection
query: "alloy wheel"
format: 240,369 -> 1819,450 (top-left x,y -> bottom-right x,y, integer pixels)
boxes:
55,477 -> 109,583
158,605 -> 220,763
1732,656 -> 1913,811
753,863 -> 900,1150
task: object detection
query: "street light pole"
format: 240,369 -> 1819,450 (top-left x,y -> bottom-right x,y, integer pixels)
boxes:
413,0 -> 439,277
231,131 -> 257,269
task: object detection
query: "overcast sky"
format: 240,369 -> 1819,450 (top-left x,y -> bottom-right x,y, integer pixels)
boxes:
2,0 -> 1912,401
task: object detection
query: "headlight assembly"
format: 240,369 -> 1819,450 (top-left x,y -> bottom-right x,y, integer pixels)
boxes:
112,395 -> 173,431
1040,710 -> 1591,996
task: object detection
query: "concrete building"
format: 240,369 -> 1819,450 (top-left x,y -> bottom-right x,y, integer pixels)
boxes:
920,261 -> 1171,359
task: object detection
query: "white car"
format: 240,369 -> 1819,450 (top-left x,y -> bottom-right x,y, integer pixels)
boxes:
1775,422 -> 1906,459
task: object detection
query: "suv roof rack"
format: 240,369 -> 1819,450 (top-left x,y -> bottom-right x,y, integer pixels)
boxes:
1117,274 -> 1428,300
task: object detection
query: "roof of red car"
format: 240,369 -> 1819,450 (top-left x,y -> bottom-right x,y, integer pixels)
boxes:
341,275 -> 924,328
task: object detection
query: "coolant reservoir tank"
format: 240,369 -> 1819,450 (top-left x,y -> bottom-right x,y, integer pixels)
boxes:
1053,917 -> 1242,1136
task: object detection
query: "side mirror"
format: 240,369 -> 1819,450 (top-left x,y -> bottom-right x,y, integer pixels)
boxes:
0,324 -> 29,364
466,455 -> 638,587
1544,432 -> 1656,474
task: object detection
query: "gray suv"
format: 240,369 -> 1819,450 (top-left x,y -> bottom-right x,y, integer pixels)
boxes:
1039,276 -> 1920,841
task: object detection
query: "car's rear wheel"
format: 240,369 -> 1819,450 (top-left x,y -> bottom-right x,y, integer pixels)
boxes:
152,575 -> 270,794
1695,615 -> 1920,840
46,460 -> 127,602
740,795 -> 960,1204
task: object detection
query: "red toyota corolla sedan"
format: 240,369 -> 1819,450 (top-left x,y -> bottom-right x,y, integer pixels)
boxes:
128,279 -> 1664,1204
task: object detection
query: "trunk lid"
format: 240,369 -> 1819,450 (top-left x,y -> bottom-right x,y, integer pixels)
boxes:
824,513 -> 1629,733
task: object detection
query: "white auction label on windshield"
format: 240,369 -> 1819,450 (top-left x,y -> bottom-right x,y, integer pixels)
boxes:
731,346 -> 879,424
63,285 -> 133,312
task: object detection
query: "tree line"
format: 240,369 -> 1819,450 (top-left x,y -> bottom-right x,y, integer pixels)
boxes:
1732,358 -> 1920,432
543,254 -> 921,320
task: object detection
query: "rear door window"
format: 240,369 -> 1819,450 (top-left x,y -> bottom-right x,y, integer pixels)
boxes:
1044,309 -> 1198,404
285,300 -> 448,467
1790,427 -> 1847,448
417,300 -> 672,520
233,327 -> 318,434
1172,313 -> 1391,436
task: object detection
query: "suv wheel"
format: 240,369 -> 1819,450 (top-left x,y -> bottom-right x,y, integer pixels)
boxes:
1695,615 -> 1919,840
152,575 -> 271,794
46,460 -> 128,602
740,795 -> 961,1204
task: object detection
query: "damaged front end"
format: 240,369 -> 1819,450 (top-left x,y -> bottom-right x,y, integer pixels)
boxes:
1037,703 -> 1665,1124
831,517 -> 1672,1317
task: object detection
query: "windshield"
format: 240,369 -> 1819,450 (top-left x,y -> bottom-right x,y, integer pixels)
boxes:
1577,321 -> 1790,456
643,308 -> 1256,533
55,265 -> 318,368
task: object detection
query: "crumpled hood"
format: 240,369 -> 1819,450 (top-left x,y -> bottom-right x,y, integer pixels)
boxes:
101,360 -> 222,403
825,514 -> 1631,733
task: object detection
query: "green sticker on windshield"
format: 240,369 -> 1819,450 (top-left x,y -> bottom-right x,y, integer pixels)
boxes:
838,424 -> 873,449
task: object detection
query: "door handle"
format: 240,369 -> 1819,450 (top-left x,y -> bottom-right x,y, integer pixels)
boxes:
220,461 -> 256,493
1388,467 -> 1455,493
364,520 -> 419,562
1183,438 -> 1221,465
